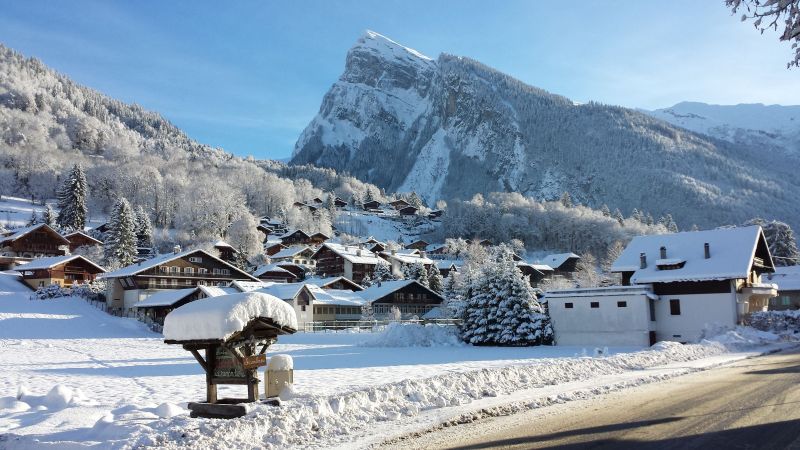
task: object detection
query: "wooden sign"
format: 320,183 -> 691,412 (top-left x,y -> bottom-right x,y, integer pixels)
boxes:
243,354 -> 267,370
213,346 -> 246,379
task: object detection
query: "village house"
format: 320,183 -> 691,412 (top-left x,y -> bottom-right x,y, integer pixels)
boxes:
256,224 -> 273,240
547,226 -> 777,346
213,240 -> 237,264
389,199 -> 410,210
435,260 -> 461,278
255,282 -> 316,327
274,262 -> 310,281
0,224 -> 70,269
380,249 -> 434,278
100,248 -> 259,311
398,206 -> 418,216
359,279 -> 443,318
428,209 -> 444,220
362,200 -> 381,210
16,254 -> 106,289
134,284 -> 234,326
517,262 -> 554,285
63,231 -> 103,253
264,241 -> 287,256
270,246 -> 316,266
333,197 -> 348,208
279,229 -> 312,246
309,232 -> 330,246
252,263 -> 299,283
310,287 -> 366,322
765,265 -> 800,310
304,276 -> 364,291
540,253 -> 581,278
404,240 -> 429,251
311,242 -> 381,283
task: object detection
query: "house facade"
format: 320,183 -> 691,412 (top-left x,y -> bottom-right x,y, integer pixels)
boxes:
64,231 -> 103,253
311,243 -> 380,283
0,224 -> 70,269
100,248 -> 259,310
765,265 -> 800,310
16,255 -> 106,289
360,280 -> 443,318
547,226 -> 777,346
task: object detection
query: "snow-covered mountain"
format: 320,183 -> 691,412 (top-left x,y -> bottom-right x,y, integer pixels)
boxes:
292,31 -> 800,228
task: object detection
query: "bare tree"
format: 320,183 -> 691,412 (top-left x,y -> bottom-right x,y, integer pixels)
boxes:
726,0 -> 800,68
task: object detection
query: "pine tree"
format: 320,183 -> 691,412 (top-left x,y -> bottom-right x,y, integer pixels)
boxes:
42,205 -> 56,227
324,192 -> 336,213
600,204 -> 611,217
745,218 -> 800,266
26,209 -> 39,226
134,205 -> 153,248
645,213 -> 655,226
360,273 -> 373,288
56,164 -> 88,231
428,266 -> 444,294
403,261 -> 429,287
613,208 -> 625,226
631,208 -> 642,222
105,197 -> 137,267
372,260 -> 393,283
560,191 -> 573,208
408,191 -> 423,209
664,214 -> 679,233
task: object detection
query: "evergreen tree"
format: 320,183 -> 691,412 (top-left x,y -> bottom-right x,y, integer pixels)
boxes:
428,266 -> 444,294
134,205 -> 153,248
408,191 -> 423,209
631,208 -> 642,222
324,192 -> 336,213
645,213 -> 655,226
600,204 -> 611,217
372,260 -> 393,283
664,213 -> 679,233
403,261 -> 429,287
42,204 -> 56,227
26,209 -> 39,226
105,197 -> 137,267
560,191 -> 573,208
56,164 -> 88,231
745,218 -> 800,266
360,273 -> 373,288
613,208 -> 625,226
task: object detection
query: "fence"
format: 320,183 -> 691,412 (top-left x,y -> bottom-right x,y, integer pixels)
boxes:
302,318 -> 461,333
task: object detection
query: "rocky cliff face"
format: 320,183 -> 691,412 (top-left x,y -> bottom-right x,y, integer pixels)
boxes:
292,31 -> 800,228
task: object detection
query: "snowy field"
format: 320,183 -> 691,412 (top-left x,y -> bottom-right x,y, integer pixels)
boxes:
334,210 -> 436,243
0,275 -> 794,449
0,196 -> 106,229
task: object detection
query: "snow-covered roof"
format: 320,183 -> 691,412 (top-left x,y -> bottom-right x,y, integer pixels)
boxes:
15,255 -> 105,272
100,249 -> 259,281
135,288 -> 198,308
434,260 -> 461,269
255,282 -> 307,300
213,240 -> 233,248
545,285 -> 658,300
198,285 -> 236,297
163,292 -> 297,341
359,280 -> 440,303
315,243 -> 383,265
229,280 -> 270,292
528,264 -> 554,272
271,246 -> 312,260
0,224 -> 69,245
64,231 -> 103,245
304,276 -> 364,291
540,253 -> 580,269
310,287 -> 366,306
767,266 -> 800,292
382,250 -> 433,265
279,229 -> 309,239
611,226 -> 773,283
252,263 -> 295,278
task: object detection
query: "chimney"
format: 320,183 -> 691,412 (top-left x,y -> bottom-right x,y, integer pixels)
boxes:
173,245 -> 181,254
391,249 -> 397,255
356,249 -> 362,257
358,243 -> 364,250
704,243 -> 710,259
421,251 -> 427,259
659,246 -> 667,259
640,252 -> 647,269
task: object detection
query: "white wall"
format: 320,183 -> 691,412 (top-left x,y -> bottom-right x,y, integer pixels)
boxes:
653,291 -> 737,342
548,291 -> 654,347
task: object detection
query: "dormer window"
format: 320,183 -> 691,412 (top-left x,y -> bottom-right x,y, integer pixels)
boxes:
656,258 -> 686,270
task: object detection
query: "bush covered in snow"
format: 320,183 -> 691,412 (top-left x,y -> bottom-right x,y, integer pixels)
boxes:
749,310 -> 800,335
361,322 -> 464,347
71,280 -> 106,302
31,284 -> 70,300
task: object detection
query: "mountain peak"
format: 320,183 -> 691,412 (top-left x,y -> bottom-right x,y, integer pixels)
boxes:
353,30 -> 434,63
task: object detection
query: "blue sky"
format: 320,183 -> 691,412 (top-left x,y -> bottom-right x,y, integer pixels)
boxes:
1,1 -> 797,159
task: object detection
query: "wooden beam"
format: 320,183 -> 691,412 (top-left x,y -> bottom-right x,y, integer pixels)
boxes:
189,349 -> 208,373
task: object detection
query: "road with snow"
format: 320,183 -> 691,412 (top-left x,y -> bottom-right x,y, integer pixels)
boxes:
385,348 -> 800,449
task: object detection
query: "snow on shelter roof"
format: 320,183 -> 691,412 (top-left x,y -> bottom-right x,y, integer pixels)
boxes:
15,255 -> 105,272
611,226 -> 774,283
314,243 -> 383,265
136,288 -> 198,308
163,292 -> 297,341
100,249 -> 258,281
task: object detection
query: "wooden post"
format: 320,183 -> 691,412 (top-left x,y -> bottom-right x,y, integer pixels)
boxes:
206,346 -> 217,403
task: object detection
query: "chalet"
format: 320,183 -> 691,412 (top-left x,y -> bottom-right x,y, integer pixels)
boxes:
63,231 -> 103,253
256,224 -> 273,240
252,263 -> 299,283
547,226 -> 777,346
765,266 -> 800,310
279,229 -> 312,246
92,222 -> 112,234
309,232 -> 330,245
405,240 -> 429,251
265,241 -> 287,256
274,262 -> 309,280
428,210 -> 444,219
541,253 -> 581,277
362,200 -> 381,210
359,280 -> 443,318
466,238 -> 493,247
435,260 -> 461,278
310,287 -> 366,322
311,197 -> 324,205
16,255 -> 105,289
304,276 -> 364,291
259,216 -> 288,235
255,283 -> 315,327
100,248 -> 259,311
271,246 -> 316,266
311,242 -> 382,284
398,206 -> 418,216
0,224 -> 70,269
426,243 -> 448,256
380,249 -> 434,278
517,262 -> 554,285
134,284 -> 234,325
389,199 -> 410,210
333,197 -> 348,208
369,242 -> 386,253
213,240 -> 237,264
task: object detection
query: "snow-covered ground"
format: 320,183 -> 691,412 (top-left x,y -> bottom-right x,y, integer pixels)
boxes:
334,210 -> 436,243
0,276 -> 794,449
0,196 -> 106,229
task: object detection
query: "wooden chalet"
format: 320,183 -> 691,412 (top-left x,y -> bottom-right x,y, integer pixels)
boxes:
311,243 -> 381,284
0,224 -> 69,269
213,241 -> 237,264
279,229 -> 312,246
271,246 -> 316,266
252,263 -> 299,283
517,262 -> 554,285
362,200 -> 381,210
405,240 -> 429,251
389,199 -> 410,210
256,224 -> 273,240
305,276 -> 364,291
541,253 -> 581,278
264,242 -> 287,256
309,232 -> 330,245
100,248 -> 259,311
17,255 -> 105,289
274,262 -> 309,280
398,206 -> 418,216
428,210 -> 444,219
359,280 -> 443,318
333,197 -> 348,208
92,222 -> 112,234
64,231 -> 103,253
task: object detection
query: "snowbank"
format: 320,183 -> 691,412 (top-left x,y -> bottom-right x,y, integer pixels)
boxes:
268,354 -> 294,371
163,292 -> 297,341
361,322 -> 464,347
749,309 -> 800,335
